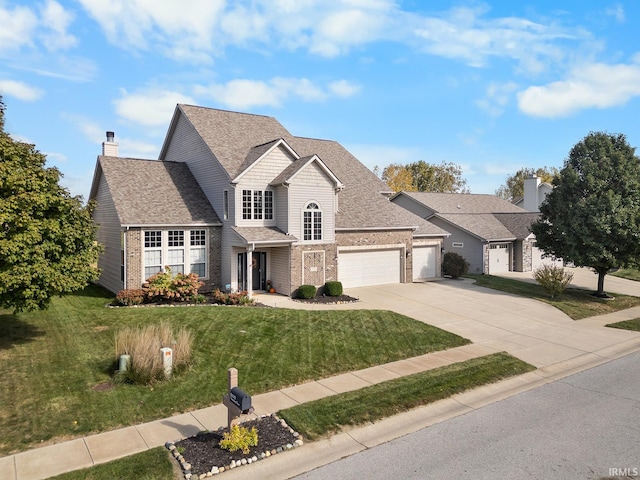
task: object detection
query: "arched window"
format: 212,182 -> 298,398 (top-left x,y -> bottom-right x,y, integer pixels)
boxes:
303,202 -> 322,241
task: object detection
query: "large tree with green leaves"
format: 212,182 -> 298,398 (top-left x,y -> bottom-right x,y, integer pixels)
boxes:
531,132 -> 640,297
0,98 -> 102,312
382,160 -> 469,193
495,166 -> 558,201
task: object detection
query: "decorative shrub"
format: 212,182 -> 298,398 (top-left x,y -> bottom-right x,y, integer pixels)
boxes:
442,252 -> 469,278
219,425 -> 258,454
296,284 -> 317,299
212,289 -> 254,305
142,266 -> 203,302
114,321 -> 193,384
533,264 -> 574,298
324,281 -> 343,296
114,289 -> 145,306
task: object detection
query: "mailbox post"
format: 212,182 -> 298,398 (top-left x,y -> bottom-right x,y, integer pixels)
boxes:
222,368 -> 252,431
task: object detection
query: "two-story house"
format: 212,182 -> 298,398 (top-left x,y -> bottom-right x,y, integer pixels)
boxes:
90,105 -> 449,297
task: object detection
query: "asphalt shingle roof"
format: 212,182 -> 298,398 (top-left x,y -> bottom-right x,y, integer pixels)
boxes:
232,226 -> 296,244
400,191 -> 526,214
96,156 -> 220,226
176,105 -> 448,236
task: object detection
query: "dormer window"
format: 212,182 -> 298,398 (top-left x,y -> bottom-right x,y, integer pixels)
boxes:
303,202 -> 322,241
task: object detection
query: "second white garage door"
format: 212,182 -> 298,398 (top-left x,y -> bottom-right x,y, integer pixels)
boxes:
338,249 -> 402,288
413,246 -> 437,280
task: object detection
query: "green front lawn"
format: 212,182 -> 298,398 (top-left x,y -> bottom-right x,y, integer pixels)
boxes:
469,275 -> 640,320
606,318 -> 640,331
0,285 -> 468,455
47,448 -> 174,480
610,268 -> 640,282
279,352 -> 534,440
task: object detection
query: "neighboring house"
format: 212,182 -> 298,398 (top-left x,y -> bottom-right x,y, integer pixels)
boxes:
90,105 -> 449,297
390,191 -> 557,274
514,175 -> 553,212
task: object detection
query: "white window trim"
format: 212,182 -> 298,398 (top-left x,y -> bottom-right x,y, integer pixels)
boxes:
302,201 -> 323,243
142,229 -> 208,282
240,188 -> 274,222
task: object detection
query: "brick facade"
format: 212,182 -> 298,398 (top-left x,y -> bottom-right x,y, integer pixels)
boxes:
289,243 -> 338,294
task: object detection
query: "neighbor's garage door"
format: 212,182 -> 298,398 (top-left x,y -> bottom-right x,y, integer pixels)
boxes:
413,246 -> 437,280
489,244 -> 510,273
338,249 -> 402,288
532,243 -> 562,270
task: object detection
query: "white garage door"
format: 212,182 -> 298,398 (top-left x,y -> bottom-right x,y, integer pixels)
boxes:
338,249 -> 402,288
413,246 -> 437,280
489,244 -> 510,273
532,245 -> 562,270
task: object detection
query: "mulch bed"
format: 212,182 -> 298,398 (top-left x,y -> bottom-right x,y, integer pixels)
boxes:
169,415 -> 301,477
293,294 -> 359,304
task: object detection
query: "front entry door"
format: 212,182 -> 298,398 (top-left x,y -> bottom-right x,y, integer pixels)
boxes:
238,252 -> 267,291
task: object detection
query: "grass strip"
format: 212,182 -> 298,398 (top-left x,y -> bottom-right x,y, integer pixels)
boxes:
606,318 -> 640,332
47,447 -> 174,480
468,275 -> 640,320
610,268 -> 640,282
279,352 -> 535,440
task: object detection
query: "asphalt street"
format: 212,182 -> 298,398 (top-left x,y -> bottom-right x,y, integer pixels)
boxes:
295,351 -> 640,480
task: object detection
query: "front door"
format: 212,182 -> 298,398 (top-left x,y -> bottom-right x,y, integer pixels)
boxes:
238,252 -> 267,291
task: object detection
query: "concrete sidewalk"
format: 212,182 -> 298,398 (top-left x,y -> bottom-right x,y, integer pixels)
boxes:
2,277 -> 640,480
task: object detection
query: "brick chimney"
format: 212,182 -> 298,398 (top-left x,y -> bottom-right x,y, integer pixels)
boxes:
102,131 -> 118,157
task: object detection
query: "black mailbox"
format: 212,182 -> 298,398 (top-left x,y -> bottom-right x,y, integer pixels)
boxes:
229,387 -> 252,412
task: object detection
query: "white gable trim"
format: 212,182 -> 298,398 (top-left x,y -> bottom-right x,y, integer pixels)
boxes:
284,155 -> 344,190
232,138 -> 299,183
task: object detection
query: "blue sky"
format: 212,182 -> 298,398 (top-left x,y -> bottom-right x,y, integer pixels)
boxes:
1,1 -> 639,201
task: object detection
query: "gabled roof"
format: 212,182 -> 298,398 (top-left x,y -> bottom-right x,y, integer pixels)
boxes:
270,154 -> 343,188
493,212 -> 541,239
167,105 -> 447,236
233,138 -> 299,183
91,157 -> 221,227
435,213 -> 516,242
395,191 -> 526,214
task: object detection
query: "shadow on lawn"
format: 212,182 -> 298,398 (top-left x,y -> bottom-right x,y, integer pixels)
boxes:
0,315 -> 44,350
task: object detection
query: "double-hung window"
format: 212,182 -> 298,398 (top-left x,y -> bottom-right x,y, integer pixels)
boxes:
143,229 -> 208,281
241,189 -> 273,220
144,231 -> 162,278
303,202 -> 322,241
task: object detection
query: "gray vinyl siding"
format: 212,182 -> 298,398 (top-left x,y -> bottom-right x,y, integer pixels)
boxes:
429,217 -> 486,274
92,175 -> 124,293
162,112 -> 232,284
288,167 -> 336,243
275,185 -> 289,233
269,247 -> 291,295
240,145 -> 294,183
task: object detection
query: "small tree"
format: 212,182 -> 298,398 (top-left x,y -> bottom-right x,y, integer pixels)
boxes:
442,252 -> 469,278
533,264 -> 573,299
531,132 -> 640,297
382,160 -> 469,193
0,98 -> 102,312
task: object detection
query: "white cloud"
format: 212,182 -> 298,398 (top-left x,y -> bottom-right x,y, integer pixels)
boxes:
195,77 -> 358,109
39,0 -> 76,50
0,79 -> 44,101
518,59 -> 640,118
0,4 -> 38,52
113,89 -> 195,126
412,5 -> 586,74
475,81 -> 518,116
328,80 -> 361,97
0,1 -> 76,54
606,4 -> 625,23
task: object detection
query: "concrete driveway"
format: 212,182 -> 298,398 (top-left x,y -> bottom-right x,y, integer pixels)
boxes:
258,277 -> 640,370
